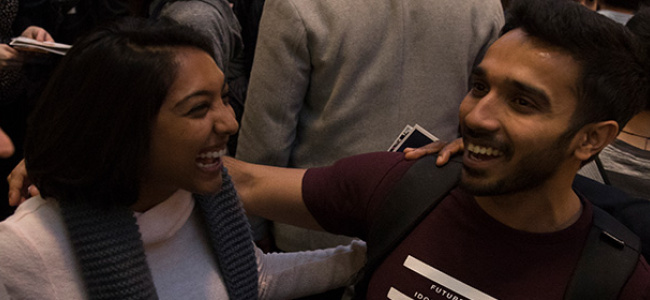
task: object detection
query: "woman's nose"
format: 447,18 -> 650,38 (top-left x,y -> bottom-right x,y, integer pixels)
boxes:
214,105 -> 239,136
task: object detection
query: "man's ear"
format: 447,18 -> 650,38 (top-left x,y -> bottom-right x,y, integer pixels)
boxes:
573,121 -> 618,161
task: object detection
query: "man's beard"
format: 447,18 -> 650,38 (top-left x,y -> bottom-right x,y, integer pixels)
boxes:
460,130 -> 574,197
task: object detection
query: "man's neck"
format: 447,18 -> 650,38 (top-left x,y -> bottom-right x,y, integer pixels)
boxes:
618,111 -> 650,150
474,174 -> 583,233
599,4 -> 634,14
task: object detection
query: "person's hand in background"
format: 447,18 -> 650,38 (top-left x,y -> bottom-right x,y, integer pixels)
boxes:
20,26 -> 54,42
0,44 -> 22,69
1,26 -> 54,69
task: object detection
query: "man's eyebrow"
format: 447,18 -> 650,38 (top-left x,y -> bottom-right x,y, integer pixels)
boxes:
472,65 -> 552,111
471,66 -> 486,78
509,79 -> 551,110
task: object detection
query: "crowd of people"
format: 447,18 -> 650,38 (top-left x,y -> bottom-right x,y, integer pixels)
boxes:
0,0 -> 649,299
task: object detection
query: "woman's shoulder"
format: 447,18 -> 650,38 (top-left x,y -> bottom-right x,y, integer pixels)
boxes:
1,196 -> 61,229
0,196 -> 67,256
0,196 -> 70,266
3,195 -> 52,218
0,197 -> 85,299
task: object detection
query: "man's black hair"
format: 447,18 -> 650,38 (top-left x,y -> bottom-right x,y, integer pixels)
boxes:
503,0 -> 648,133
627,7 -> 650,110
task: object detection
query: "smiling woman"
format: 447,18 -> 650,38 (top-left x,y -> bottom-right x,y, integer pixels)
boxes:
0,17 -> 365,300
137,46 -> 238,212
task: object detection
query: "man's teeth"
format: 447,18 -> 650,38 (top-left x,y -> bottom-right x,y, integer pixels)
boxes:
197,149 -> 227,159
467,143 -> 503,157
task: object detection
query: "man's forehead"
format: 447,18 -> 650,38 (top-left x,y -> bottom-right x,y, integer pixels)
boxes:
481,29 -> 579,80
491,29 -> 572,58
476,28 -> 581,109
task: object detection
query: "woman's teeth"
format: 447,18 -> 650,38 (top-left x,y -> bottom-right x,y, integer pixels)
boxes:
196,149 -> 227,168
197,149 -> 227,159
196,162 -> 217,168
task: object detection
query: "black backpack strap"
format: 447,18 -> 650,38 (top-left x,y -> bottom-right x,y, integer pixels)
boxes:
564,205 -> 641,300
574,174 -> 650,260
594,157 -> 611,185
353,155 -> 462,299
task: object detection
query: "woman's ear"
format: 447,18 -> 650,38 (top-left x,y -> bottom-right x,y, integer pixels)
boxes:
573,120 -> 618,161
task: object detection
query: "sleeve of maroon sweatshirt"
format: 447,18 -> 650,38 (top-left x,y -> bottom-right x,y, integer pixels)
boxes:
302,151 -> 416,239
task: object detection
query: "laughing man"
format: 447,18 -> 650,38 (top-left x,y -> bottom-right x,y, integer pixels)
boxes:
230,0 -> 650,299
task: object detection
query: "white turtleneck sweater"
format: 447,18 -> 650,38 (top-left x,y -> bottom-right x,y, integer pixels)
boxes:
0,191 -> 366,299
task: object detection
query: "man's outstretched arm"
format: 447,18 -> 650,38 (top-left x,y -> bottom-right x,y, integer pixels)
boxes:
8,140 -> 464,219
224,157 -> 323,230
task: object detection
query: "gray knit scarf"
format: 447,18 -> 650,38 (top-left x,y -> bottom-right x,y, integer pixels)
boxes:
59,166 -> 258,300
